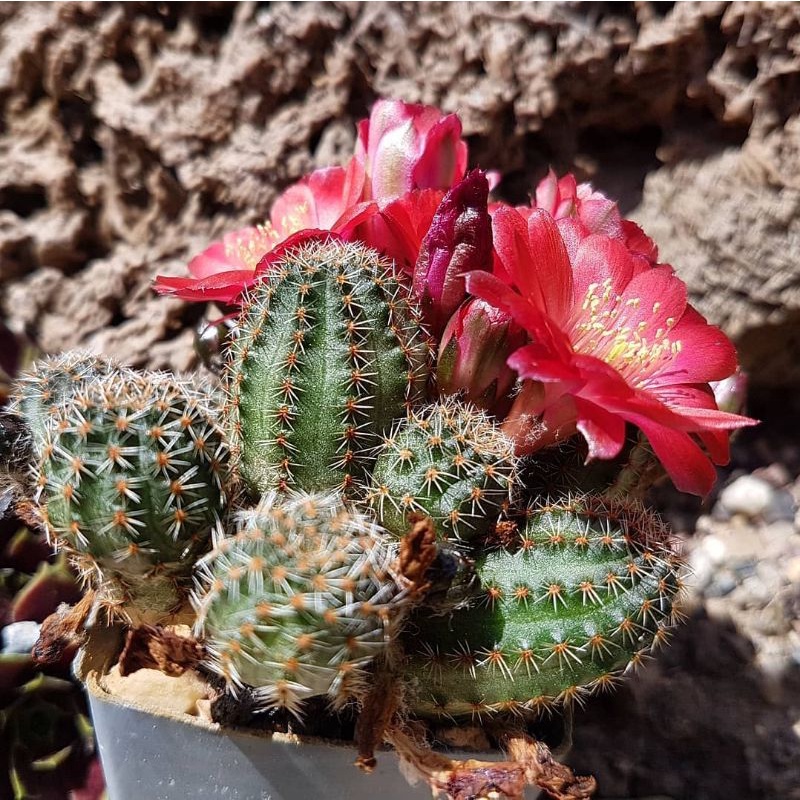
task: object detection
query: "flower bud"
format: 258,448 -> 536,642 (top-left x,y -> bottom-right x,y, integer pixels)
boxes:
437,299 -> 526,415
710,369 -> 748,415
413,170 -> 492,337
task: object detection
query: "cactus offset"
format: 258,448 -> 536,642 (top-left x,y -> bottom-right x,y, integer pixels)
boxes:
8,352 -> 140,453
195,490 -> 407,716
367,400 -> 516,542
32,372 -> 231,621
226,238 -> 430,496
403,496 -> 682,718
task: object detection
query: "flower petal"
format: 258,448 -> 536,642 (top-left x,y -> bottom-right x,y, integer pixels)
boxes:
574,397 -> 627,460
152,271 -> 257,303
635,420 -> 719,496
652,307 -> 739,386
253,230 -> 345,278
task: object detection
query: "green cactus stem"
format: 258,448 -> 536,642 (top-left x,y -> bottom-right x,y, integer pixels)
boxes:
367,400 -> 517,542
195,490 -> 408,717
225,237 -> 430,496
31,372 -> 231,622
403,496 -> 683,718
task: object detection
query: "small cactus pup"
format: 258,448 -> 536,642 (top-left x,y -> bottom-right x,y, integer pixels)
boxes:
403,496 -> 683,718
7,351 -> 140,453
195,490 -> 408,717
225,236 -> 430,496
367,400 -> 517,542
32,371 -> 231,624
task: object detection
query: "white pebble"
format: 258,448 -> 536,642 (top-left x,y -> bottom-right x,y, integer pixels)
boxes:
718,475 -> 775,518
1,620 -> 41,655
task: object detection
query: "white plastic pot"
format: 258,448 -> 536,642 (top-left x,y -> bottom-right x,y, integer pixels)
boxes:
77,628 -> 542,800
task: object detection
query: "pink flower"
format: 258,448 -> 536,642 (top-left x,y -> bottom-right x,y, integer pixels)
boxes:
355,99 -> 468,203
412,170 -> 492,336
501,170 -> 659,265
155,99 -> 471,304
437,298 -> 526,415
466,206 -> 756,495
154,229 -> 345,304
710,368 -> 748,415
154,166 -> 375,303
534,170 -> 621,238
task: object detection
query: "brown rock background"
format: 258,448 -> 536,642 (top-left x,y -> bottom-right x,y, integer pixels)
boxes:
1,3 -> 799,799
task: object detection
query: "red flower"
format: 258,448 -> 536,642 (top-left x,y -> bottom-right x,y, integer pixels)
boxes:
466,206 -> 756,495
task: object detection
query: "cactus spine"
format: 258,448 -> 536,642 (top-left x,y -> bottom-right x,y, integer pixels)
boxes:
226,238 -> 430,496
32,372 -> 231,621
403,496 -> 682,718
195,491 -> 407,716
367,400 -> 516,541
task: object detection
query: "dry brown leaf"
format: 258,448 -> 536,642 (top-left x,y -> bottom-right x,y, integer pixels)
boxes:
117,625 -> 204,677
386,726 -> 596,800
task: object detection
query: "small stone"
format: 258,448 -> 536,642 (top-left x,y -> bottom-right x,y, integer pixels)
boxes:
754,602 -> 792,636
688,532 -> 734,590
763,489 -> 797,523
705,569 -> 738,598
718,475 -> 775,519
1,620 -> 41,654
736,575 -> 773,608
785,557 -> 800,584
753,463 -> 791,488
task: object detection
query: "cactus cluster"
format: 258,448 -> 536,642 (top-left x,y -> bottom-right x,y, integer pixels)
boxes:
1,238 -> 685,738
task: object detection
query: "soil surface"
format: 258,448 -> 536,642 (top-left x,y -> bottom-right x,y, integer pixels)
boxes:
1,3 -> 799,799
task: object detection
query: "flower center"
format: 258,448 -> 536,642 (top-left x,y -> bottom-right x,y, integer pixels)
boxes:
225,225 -> 281,271
570,278 -> 682,386
224,203 -> 311,271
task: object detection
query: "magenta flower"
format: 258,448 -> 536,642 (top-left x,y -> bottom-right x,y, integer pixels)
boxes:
354,99 -> 468,202
467,206 -> 756,495
437,298 -> 526,415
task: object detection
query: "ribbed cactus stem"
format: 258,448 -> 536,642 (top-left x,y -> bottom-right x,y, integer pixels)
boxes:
403,496 -> 682,718
225,238 -> 430,496
367,400 -> 517,542
195,490 -> 408,717
32,371 -> 231,622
